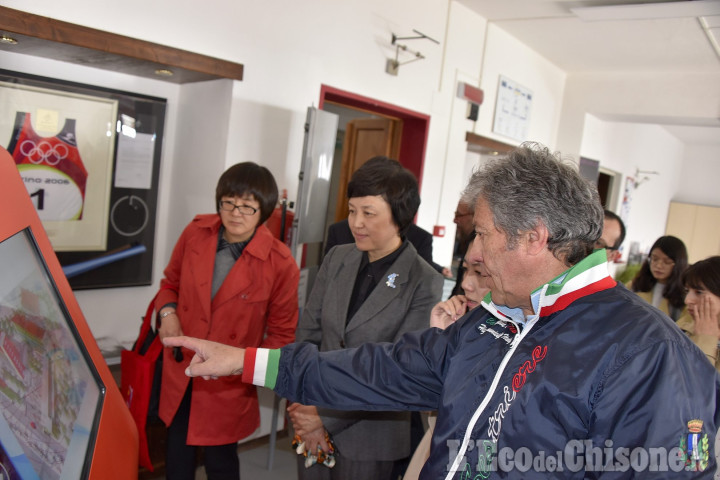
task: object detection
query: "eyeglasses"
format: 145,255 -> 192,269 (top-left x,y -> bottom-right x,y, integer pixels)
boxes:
648,255 -> 675,267
594,239 -> 617,251
219,200 -> 258,215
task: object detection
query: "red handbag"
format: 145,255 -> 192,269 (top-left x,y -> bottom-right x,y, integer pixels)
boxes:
121,294 -> 163,471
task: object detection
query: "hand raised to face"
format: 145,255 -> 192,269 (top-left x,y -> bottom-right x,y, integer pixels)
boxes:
694,294 -> 720,340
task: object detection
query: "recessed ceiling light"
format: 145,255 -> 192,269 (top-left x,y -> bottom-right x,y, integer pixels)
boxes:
571,0 -> 720,21
0,35 -> 18,45
154,68 -> 174,77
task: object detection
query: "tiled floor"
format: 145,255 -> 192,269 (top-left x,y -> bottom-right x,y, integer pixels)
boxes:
239,433 -> 297,480
144,432 -> 298,480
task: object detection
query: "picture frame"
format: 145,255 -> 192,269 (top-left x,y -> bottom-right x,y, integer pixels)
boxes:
0,69 -> 166,290
492,75 -> 533,142
0,80 -> 117,252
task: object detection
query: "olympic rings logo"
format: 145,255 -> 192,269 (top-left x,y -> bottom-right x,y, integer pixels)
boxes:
19,140 -> 69,166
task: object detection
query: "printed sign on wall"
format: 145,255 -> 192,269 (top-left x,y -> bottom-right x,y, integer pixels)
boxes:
492,75 -> 533,142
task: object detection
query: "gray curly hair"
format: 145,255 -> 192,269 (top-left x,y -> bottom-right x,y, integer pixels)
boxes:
461,142 -> 603,266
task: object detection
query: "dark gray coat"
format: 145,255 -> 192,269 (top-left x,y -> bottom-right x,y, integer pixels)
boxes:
295,242 -> 443,460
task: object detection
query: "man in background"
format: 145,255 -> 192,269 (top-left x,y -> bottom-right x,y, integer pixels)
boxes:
450,199 -> 474,296
596,209 -> 626,263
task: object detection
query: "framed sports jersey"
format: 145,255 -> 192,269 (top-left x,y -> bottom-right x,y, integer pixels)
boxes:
0,69 -> 166,290
0,80 -> 117,252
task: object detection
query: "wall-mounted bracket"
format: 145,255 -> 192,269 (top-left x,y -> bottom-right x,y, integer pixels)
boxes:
386,29 -> 439,76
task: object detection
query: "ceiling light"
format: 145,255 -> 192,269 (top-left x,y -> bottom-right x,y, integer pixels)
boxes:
571,0 -> 720,21
0,35 -> 18,45
154,68 -> 174,77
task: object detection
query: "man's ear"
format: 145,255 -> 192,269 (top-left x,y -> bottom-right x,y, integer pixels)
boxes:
525,223 -> 549,256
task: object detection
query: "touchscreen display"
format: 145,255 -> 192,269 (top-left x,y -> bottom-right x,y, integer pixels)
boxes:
0,229 -> 103,479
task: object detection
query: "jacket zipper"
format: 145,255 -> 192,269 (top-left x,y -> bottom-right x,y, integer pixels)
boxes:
444,309 -> 542,480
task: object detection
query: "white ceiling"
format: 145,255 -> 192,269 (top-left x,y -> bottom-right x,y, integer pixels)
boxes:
457,0 -> 720,145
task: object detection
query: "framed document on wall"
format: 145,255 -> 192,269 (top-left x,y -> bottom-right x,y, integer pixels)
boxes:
0,69 -> 166,290
492,75 -> 533,142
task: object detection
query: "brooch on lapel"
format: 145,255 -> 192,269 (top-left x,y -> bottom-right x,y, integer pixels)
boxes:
386,273 -> 399,288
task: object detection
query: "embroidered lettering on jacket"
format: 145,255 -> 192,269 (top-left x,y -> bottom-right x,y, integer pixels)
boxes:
488,345 -> 548,443
488,385 -> 516,444
478,318 -> 517,344
512,345 -> 547,392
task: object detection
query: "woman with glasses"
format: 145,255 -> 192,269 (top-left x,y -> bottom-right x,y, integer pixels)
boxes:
676,256 -> 720,372
629,235 -> 688,320
155,162 -> 300,479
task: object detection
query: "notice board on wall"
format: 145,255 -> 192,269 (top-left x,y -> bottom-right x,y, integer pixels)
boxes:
492,75 -> 533,142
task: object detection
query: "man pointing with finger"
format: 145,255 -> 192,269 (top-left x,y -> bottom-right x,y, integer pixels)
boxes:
165,143 -> 719,479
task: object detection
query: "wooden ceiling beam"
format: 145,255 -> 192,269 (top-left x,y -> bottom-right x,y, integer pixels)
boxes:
0,6 -> 243,84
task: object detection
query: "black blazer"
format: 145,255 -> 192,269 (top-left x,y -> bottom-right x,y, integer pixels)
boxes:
324,219 -> 443,272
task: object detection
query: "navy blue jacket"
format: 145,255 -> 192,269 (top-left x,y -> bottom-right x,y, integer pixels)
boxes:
246,251 -> 720,478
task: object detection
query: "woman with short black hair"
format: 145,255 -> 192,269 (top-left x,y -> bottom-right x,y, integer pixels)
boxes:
156,161 -> 299,480
677,256 -> 720,371
288,156 -> 443,480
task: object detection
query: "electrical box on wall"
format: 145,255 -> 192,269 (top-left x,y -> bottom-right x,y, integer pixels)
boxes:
457,81 -> 483,122
467,102 -> 479,121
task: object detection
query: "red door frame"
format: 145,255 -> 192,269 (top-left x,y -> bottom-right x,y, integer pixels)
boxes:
319,84 -> 430,191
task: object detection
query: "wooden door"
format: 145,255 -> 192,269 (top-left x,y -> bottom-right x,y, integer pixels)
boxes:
334,117 -> 402,222
666,201 -> 720,264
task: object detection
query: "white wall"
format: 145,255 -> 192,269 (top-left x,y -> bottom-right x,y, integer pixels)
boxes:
418,1 -> 487,267
474,24 -> 567,149
579,115 -> 685,258
557,72 -> 720,160
167,79 -> 235,249
431,19 -> 569,267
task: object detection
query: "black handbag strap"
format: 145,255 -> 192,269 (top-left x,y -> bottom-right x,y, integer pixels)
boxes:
136,285 -> 180,358
134,292 -> 160,354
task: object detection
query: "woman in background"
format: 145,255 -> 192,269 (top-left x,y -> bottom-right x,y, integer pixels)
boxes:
156,162 -> 299,480
288,156 -> 443,480
676,256 -> 720,372
629,235 -> 688,320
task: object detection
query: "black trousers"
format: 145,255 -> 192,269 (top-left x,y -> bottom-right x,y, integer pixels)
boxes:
165,382 -> 240,480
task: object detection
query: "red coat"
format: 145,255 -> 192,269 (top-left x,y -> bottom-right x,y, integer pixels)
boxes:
156,214 -> 299,445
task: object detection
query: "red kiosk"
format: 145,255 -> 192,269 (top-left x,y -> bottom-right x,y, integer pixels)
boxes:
0,146 -> 137,479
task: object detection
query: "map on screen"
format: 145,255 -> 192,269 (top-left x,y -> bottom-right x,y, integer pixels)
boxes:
0,229 -> 102,480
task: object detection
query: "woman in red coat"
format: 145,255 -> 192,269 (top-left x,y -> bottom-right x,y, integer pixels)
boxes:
156,162 -> 299,479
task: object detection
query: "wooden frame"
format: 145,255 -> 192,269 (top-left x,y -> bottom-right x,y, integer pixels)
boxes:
465,132 -> 516,154
0,6 -> 243,84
